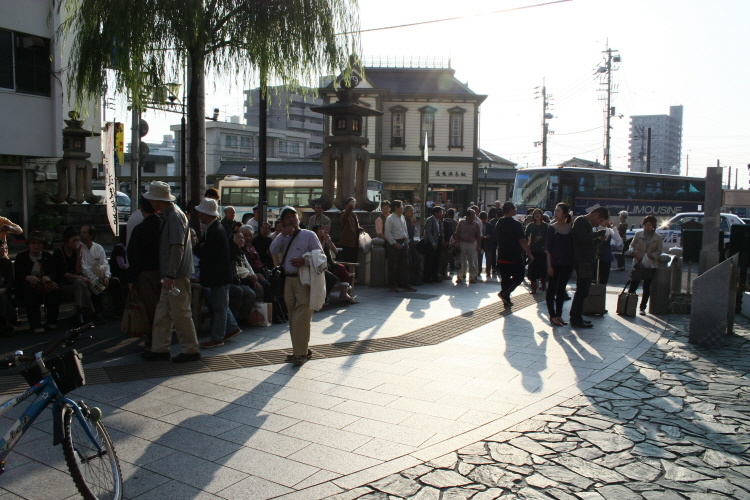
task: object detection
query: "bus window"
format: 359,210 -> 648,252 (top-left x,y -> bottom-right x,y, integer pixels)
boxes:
687,180 -> 705,201
513,171 -> 551,209
664,178 -> 686,201
610,175 -> 636,199
639,178 -> 663,200
269,189 -> 281,207
242,188 -> 258,206
577,172 -> 606,198
229,187 -> 243,205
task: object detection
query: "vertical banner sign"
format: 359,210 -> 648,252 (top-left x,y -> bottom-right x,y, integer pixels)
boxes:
104,122 -> 119,237
115,122 -> 124,166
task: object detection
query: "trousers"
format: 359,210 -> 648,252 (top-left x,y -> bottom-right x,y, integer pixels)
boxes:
570,263 -> 592,322
387,243 -> 411,288
208,284 -> 238,342
498,261 -> 525,295
151,276 -> 200,354
458,241 -> 478,280
284,275 -> 313,355
546,265 -> 572,317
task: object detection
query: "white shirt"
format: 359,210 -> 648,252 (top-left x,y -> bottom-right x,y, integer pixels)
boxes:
81,242 -> 110,280
248,218 -> 259,233
384,213 -> 408,245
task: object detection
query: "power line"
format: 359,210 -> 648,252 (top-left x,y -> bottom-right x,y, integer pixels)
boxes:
341,0 -> 572,35
554,125 -> 603,136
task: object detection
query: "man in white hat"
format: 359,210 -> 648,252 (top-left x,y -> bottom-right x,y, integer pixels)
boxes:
194,198 -> 242,348
142,181 -> 201,363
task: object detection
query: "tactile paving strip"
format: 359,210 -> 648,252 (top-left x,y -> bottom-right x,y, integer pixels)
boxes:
0,293 -> 545,392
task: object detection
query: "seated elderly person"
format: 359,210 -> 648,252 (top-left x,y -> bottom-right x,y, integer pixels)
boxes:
229,230 -> 262,324
312,224 -> 357,304
52,227 -> 94,326
15,231 -> 60,333
79,225 -> 123,322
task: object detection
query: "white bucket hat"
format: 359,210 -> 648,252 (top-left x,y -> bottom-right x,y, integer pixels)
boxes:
143,181 -> 175,202
195,198 -> 220,218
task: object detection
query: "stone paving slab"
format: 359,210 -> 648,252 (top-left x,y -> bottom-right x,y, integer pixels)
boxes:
0,286 -> 668,499
343,316 -> 750,500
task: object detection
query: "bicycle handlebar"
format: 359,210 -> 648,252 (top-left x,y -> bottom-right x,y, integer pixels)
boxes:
0,323 -> 94,368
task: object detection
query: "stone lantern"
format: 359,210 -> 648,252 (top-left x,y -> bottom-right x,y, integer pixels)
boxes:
310,67 -> 382,211
51,111 -> 100,204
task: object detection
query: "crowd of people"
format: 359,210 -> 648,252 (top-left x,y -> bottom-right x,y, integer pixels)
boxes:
2,183 -> 665,365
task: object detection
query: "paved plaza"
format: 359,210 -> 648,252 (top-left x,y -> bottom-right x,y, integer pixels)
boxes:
1,279 -> 749,499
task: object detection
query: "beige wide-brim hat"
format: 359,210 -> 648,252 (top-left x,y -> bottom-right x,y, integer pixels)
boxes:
143,181 -> 175,202
195,198 -> 220,218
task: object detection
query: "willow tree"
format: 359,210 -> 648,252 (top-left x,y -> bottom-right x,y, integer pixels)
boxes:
57,0 -> 360,206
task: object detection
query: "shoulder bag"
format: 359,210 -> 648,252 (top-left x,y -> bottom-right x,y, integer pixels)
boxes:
270,230 -> 301,298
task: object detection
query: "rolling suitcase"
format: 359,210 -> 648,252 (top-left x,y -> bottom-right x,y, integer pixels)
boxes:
617,281 -> 639,317
583,260 -> 607,316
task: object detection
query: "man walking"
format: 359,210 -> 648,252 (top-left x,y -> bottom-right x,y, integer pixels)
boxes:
141,181 -> 201,363
194,198 -> 242,348
569,206 -> 609,328
495,202 -> 534,306
384,200 -> 417,292
422,206 -> 444,283
270,207 -> 325,365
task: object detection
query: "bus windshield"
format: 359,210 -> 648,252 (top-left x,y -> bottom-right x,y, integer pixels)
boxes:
513,171 -> 558,209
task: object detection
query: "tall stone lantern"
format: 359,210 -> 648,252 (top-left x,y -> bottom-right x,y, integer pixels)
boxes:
310,68 -> 382,211
51,111 -> 101,204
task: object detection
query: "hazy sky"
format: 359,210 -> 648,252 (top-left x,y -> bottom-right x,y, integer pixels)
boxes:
136,0 -> 750,185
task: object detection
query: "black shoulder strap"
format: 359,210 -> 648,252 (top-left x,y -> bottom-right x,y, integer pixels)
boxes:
281,229 -> 301,265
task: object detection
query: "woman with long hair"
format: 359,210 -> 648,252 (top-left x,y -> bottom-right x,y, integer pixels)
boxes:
545,203 -> 574,326
525,208 -> 549,293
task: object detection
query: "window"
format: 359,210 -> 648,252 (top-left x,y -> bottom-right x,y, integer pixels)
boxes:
240,136 -> 252,149
290,142 -> 299,154
419,106 -> 437,147
389,105 -> 407,148
0,29 -> 51,96
143,161 -> 155,174
225,135 -> 238,147
447,106 -> 466,149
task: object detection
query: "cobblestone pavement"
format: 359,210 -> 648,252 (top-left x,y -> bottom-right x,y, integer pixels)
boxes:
340,316 -> 750,500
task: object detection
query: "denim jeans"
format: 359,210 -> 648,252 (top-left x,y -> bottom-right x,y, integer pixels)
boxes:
208,284 -> 238,342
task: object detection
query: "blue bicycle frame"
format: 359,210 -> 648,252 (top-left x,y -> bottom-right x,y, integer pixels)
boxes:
0,372 -> 102,470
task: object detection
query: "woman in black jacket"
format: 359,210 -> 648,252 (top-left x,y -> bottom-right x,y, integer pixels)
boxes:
14,232 -> 60,333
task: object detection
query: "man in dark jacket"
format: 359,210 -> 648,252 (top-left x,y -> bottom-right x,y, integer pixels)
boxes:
569,206 -> 609,328
495,202 -> 534,307
194,198 -> 241,348
127,198 -> 162,348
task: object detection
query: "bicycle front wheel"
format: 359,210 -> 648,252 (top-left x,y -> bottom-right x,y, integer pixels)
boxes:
61,407 -> 123,500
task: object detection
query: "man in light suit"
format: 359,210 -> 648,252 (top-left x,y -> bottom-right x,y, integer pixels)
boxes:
422,206 -> 444,283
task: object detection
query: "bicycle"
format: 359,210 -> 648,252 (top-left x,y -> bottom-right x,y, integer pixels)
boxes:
0,323 -> 122,500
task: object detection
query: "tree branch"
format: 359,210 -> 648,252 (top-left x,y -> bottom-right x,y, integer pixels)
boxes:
212,3 -> 247,35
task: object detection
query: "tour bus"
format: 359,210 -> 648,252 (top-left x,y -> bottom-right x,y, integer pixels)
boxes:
512,167 -> 706,223
217,176 -> 382,222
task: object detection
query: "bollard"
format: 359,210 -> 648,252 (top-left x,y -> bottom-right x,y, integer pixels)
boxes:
369,237 -> 388,287
668,247 -> 683,297
649,253 -> 672,315
356,246 -> 371,286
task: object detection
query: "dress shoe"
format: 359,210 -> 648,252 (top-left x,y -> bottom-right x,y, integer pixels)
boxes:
223,327 -> 242,341
172,352 -> 201,363
291,355 -> 307,366
201,339 -> 225,348
286,349 -> 315,362
563,294 -> 572,301
141,351 -> 170,362
498,292 -> 513,307
582,319 -> 593,325
639,309 -> 646,315
570,321 -> 594,328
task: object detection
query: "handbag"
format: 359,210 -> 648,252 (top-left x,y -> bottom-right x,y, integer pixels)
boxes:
630,257 -> 654,282
358,231 -> 372,253
270,229 -> 301,298
121,288 -> 150,337
416,238 -> 431,255
32,280 -> 58,295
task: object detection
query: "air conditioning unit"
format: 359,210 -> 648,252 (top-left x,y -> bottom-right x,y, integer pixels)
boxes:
20,36 -> 45,49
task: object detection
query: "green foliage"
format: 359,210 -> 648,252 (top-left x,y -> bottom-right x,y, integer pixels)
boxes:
57,0 -> 361,108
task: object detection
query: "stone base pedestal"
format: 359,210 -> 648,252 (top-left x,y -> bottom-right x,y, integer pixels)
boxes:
689,255 -> 737,346
53,204 -> 120,248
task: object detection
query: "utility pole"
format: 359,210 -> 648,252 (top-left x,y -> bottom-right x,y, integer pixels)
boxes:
597,44 -> 621,169
646,127 -> 651,173
534,79 -> 553,166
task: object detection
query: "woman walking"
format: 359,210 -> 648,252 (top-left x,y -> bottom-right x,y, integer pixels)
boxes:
627,215 -> 663,315
525,208 -> 548,293
545,203 -> 574,326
